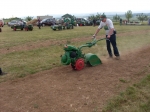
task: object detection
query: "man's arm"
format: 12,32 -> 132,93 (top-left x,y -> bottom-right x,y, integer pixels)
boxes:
93,28 -> 101,37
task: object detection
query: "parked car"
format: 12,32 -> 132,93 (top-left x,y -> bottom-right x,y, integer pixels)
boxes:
37,18 -> 56,26
8,20 -> 26,27
0,19 -> 4,27
76,18 -> 86,26
8,20 -> 18,27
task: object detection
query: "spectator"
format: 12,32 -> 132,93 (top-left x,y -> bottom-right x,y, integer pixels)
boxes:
93,19 -> 96,27
51,18 -> 56,26
120,18 -> 122,26
0,68 -> 3,75
37,17 -> 41,29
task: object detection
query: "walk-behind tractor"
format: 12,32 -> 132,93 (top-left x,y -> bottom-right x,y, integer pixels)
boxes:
51,24 -> 73,30
24,25 -> 33,31
51,17 -> 74,31
61,38 -> 106,70
11,25 -> 24,31
11,24 -> 33,31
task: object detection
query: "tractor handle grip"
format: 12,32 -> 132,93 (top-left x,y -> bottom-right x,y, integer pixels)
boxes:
78,38 -> 106,50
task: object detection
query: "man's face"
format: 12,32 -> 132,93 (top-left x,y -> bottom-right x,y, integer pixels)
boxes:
101,17 -> 106,22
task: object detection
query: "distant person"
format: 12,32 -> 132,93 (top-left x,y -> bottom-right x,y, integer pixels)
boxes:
125,21 -> 128,25
37,18 -> 41,29
92,14 -> 120,59
60,18 -> 64,26
0,68 -> 3,75
93,19 -> 96,27
64,18 -> 70,27
52,18 -> 56,25
148,18 -> 150,25
120,18 -> 122,26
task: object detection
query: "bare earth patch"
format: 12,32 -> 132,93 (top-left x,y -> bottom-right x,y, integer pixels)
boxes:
0,43 -> 150,112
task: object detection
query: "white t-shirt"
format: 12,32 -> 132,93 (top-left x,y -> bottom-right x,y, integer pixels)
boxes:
98,19 -> 114,35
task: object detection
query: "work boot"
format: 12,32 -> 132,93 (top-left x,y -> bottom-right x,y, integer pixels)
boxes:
107,56 -> 113,59
115,56 -> 120,60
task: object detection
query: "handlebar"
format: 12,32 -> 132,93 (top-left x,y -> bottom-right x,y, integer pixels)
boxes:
78,38 -> 106,50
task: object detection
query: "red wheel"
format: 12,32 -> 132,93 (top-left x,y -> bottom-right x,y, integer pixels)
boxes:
75,58 -> 85,70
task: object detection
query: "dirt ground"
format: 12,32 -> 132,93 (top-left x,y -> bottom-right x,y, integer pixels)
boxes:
0,34 -> 150,112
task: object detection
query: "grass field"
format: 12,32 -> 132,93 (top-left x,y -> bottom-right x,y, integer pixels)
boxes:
0,25 -> 150,82
102,74 -> 150,112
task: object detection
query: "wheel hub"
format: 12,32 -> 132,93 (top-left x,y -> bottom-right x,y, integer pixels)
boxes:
75,59 -> 85,70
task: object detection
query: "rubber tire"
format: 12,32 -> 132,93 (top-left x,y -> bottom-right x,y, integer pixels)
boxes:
75,58 -> 85,70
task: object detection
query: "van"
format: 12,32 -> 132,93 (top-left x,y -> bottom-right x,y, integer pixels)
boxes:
0,19 -> 4,27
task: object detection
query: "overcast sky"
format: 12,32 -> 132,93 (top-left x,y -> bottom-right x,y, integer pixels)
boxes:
1,0 -> 150,18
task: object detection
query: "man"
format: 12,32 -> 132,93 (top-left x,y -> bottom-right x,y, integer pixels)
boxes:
0,68 -> 3,75
93,14 -> 120,59
120,18 -> 122,26
37,17 -> 41,29
93,19 -> 96,27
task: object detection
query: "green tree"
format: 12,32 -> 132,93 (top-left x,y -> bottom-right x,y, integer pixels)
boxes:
136,13 -> 148,23
88,14 -> 96,21
9,17 -> 21,21
125,10 -> 133,22
113,14 -> 120,22
88,13 -> 101,21
25,16 -> 33,21
95,12 -> 101,20
62,14 -> 75,19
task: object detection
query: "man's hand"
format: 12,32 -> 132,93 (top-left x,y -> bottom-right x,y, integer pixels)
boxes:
107,35 -> 110,38
92,34 -> 96,38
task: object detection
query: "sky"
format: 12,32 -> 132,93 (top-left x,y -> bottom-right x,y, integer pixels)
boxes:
1,0 -> 150,19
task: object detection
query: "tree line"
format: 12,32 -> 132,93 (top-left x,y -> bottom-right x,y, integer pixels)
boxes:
88,10 -> 149,23
4,10 -> 149,23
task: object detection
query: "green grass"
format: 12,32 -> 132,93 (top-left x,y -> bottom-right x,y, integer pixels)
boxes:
102,74 -> 150,112
0,25 -> 150,82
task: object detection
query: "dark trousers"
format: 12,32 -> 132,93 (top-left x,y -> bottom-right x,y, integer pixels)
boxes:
38,23 -> 41,29
106,34 -> 120,57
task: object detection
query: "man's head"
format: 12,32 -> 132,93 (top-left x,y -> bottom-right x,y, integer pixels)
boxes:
100,14 -> 107,22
